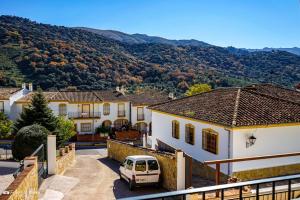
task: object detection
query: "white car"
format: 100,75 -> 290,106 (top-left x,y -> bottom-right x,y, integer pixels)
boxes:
119,155 -> 161,190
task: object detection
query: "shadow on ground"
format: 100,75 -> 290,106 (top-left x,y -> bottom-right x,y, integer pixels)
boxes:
97,157 -> 167,199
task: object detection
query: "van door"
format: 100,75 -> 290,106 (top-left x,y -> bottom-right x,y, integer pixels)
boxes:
147,159 -> 160,183
134,160 -> 148,184
125,159 -> 134,182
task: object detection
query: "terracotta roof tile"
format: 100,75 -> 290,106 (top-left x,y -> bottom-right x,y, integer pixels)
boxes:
149,84 -> 300,127
0,87 -> 22,100
127,90 -> 170,106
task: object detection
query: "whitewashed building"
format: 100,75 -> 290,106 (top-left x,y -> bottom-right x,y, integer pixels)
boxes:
149,84 -> 300,177
0,83 -> 31,120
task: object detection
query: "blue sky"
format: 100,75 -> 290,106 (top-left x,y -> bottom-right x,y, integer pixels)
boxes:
1,0 -> 300,48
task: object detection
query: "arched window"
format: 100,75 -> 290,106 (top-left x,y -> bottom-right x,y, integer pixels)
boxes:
185,124 -> 195,145
102,120 -> 112,128
103,103 -> 110,115
134,122 -> 148,133
172,120 -> 180,139
59,104 -> 67,116
202,128 -> 218,154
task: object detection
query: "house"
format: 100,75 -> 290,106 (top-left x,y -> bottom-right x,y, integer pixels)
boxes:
127,89 -> 171,134
15,89 -> 129,134
149,84 -> 300,177
0,83 -> 31,120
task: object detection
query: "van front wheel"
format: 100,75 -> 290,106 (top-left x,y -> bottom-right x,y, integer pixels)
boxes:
129,180 -> 135,191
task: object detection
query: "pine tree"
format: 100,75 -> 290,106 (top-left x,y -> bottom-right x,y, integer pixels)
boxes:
12,88 -> 58,134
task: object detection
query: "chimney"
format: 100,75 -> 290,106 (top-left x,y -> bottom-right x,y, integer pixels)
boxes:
168,93 -> 175,100
22,83 -> 26,90
119,86 -> 126,95
116,86 -> 120,92
28,83 -> 33,91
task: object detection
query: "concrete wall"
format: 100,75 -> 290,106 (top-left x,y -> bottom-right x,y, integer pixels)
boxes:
56,144 -> 76,175
107,139 -> 179,190
232,125 -> 300,173
151,111 -> 230,174
0,157 -> 38,200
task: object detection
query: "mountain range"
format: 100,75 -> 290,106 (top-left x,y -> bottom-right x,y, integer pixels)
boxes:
0,15 -> 299,94
77,27 -> 300,56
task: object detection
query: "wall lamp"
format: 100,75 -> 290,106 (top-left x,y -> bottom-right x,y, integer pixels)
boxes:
246,135 -> 256,148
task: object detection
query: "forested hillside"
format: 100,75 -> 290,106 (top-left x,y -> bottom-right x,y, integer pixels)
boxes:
0,16 -> 299,93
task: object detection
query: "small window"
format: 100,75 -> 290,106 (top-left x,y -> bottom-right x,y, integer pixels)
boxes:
137,107 -> 144,121
126,159 -> 133,170
202,129 -> 218,154
135,160 -> 146,172
172,120 -> 180,139
58,104 -> 67,116
81,123 -> 92,132
185,124 -> 195,145
103,103 -> 110,115
118,103 -> 125,117
148,160 -> 159,171
0,101 -> 4,112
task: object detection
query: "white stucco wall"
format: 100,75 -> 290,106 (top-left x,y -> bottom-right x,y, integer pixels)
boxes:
8,88 -> 30,120
131,106 -> 152,129
151,111 -> 230,174
231,125 -> 300,172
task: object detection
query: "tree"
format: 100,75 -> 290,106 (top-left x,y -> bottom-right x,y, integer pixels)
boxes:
0,112 -> 12,139
12,88 -> 58,135
56,116 -> 76,147
12,124 -> 49,160
185,83 -> 212,96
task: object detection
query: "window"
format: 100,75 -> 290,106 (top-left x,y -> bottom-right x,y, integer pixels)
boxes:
58,104 -> 67,116
148,160 -> 159,171
118,103 -> 125,117
126,159 -> 133,170
81,123 -> 92,132
82,104 -> 90,113
103,103 -> 110,115
149,122 -> 152,136
135,160 -> 146,172
202,129 -> 218,154
137,107 -> 144,121
185,124 -> 195,145
172,120 -> 180,139
0,101 -> 4,112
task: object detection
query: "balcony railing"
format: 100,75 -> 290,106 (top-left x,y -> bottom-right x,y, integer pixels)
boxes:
118,111 -> 126,117
119,174 -> 300,200
137,113 -> 145,121
68,112 -> 101,119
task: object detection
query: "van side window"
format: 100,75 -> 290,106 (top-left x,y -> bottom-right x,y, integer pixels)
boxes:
135,160 -> 146,172
126,159 -> 133,170
148,160 -> 159,170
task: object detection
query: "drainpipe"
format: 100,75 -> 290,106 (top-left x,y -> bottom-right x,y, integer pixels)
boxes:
225,128 -> 232,176
129,102 -> 132,125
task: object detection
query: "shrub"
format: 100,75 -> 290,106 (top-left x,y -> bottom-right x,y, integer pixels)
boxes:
0,112 -> 13,139
12,124 -> 49,160
56,116 -> 76,147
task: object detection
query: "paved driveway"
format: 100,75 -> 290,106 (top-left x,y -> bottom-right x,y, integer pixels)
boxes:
40,148 -> 165,200
0,161 -> 19,194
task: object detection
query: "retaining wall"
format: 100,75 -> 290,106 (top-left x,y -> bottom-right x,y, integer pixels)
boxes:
107,139 -> 178,190
0,157 -> 38,200
56,143 -> 76,175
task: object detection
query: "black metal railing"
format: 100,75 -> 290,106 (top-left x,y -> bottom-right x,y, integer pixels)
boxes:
31,144 -> 47,186
118,110 -> 126,117
119,174 -> 300,200
68,112 -> 101,119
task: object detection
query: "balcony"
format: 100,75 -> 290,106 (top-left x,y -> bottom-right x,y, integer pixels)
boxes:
137,113 -> 145,121
68,112 -> 101,119
118,110 -> 126,117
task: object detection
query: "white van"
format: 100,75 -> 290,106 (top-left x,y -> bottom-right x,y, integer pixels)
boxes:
119,155 -> 161,190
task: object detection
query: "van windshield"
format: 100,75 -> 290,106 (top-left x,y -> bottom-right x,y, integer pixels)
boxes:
147,160 -> 158,170
135,160 -> 146,172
